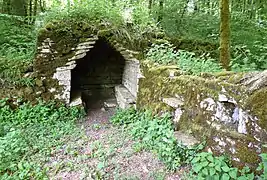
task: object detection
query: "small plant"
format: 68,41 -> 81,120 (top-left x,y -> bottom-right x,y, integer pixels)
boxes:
146,42 -> 179,65
231,43 -> 267,72
110,108 -> 140,125
258,153 -> 267,179
190,152 -> 241,179
187,152 -> 267,180
177,50 -> 222,74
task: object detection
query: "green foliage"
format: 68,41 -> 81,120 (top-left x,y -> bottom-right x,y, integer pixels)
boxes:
111,108 -> 204,170
110,108 -> 140,125
258,153 -> 267,179
0,98 -> 85,179
187,152 -> 267,180
146,43 -> 179,65
0,14 -> 36,60
188,152 -> 254,180
231,42 -> 267,72
157,1 -> 267,72
0,14 -> 37,86
131,0 -> 158,33
177,50 -> 222,74
43,1 -> 123,26
146,43 -> 222,74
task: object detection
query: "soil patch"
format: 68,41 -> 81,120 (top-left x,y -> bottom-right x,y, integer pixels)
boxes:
45,108 -> 187,179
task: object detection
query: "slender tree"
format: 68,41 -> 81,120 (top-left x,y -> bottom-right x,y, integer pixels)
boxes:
219,0 -> 231,70
10,0 -> 27,16
2,0 -> 11,14
158,0 -> 164,22
148,0 -> 153,14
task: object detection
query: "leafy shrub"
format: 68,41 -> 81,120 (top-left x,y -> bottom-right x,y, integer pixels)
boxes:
0,98 -> 85,179
177,50 -> 222,74
146,42 -> 222,74
0,14 -> 37,86
188,152 -> 255,180
146,43 -> 179,65
258,153 -> 267,179
110,108 -> 140,125
231,42 -> 267,72
43,0 -> 123,27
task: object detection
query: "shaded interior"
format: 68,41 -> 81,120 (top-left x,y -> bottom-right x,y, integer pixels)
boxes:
70,38 -> 125,109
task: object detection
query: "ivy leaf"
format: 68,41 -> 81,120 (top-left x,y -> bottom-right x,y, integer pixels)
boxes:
213,174 -> 220,180
221,173 -> 230,180
192,156 -> 200,163
215,165 -> 221,172
193,164 -> 203,173
209,168 -> 216,176
208,162 -> 215,167
207,155 -> 214,162
222,165 -> 230,172
229,168 -> 238,179
201,161 -> 209,167
202,168 -> 209,176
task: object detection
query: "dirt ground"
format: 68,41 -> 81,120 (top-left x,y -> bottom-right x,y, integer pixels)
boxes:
45,107 -> 187,180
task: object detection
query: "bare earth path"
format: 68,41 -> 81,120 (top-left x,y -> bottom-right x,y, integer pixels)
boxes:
45,108 -> 184,180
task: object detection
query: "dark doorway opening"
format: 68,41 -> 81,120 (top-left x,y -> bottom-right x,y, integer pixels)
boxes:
70,38 -> 125,109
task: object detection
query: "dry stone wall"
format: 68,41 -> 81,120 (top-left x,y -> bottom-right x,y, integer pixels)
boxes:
137,63 -> 267,169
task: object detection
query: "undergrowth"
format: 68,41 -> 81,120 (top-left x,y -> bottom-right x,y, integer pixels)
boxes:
110,108 -> 204,170
146,42 -> 267,73
0,14 -> 37,86
146,42 -> 222,74
111,108 -> 267,179
0,98 -> 85,179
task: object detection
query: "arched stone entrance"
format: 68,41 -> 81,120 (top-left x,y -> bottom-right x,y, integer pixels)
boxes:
70,38 -> 125,109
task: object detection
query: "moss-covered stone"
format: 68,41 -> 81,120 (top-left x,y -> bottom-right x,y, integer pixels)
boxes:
245,88 -> 267,131
137,61 -> 267,169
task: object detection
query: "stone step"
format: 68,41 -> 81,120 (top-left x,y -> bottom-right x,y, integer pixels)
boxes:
80,84 -> 118,89
70,91 -> 83,107
174,131 -> 199,147
115,85 -> 135,109
103,98 -> 118,108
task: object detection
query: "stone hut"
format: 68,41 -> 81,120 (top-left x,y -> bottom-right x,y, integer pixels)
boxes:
34,22 -> 142,109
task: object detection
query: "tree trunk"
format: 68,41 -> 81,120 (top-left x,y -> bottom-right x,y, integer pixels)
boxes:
148,0 -> 153,14
10,0 -> 27,16
2,0 -> 11,14
39,0 -> 45,12
29,0 -> 33,21
158,0 -> 164,22
219,0 -> 231,70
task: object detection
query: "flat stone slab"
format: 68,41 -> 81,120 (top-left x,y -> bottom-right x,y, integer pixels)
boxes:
174,131 -> 199,147
115,85 -> 135,109
70,95 -> 82,107
162,97 -> 184,108
104,98 -> 118,108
